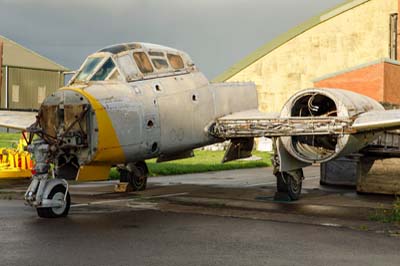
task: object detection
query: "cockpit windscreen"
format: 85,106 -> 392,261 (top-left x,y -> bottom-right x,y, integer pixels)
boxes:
91,58 -> 116,81
75,57 -> 103,81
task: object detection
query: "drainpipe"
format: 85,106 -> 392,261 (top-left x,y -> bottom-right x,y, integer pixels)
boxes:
5,65 -> 8,109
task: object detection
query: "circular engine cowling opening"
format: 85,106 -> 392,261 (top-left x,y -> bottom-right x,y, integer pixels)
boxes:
280,88 -> 386,164
290,93 -> 339,162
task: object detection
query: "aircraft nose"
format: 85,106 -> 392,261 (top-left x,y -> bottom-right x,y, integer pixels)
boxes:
39,88 -> 91,139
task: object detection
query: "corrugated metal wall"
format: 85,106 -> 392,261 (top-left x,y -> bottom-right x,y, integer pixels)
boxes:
1,67 -> 64,110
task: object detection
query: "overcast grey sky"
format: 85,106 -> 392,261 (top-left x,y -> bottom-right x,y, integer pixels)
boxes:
0,0 -> 344,78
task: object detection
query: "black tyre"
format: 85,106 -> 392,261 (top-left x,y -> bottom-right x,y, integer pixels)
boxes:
37,184 -> 71,218
276,171 -> 302,201
276,172 -> 289,193
286,174 -> 302,201
119,161 -> 148,191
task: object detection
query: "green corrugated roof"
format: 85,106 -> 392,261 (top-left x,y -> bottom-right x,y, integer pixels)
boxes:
0,35 -> 68,71
213,0 -> 371,82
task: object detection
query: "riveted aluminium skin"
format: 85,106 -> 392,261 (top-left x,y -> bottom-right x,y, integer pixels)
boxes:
59,74 -> 258,165
61,87 -> 126,164
30,42 -> 259,182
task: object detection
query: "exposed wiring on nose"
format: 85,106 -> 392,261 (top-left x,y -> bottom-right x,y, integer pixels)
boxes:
308,93 -> 319,113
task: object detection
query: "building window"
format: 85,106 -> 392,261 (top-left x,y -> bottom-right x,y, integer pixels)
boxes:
390,13 -> 398,60
12,85 -> 19,103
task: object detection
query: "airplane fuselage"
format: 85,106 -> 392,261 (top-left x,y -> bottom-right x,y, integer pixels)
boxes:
38,43 -> 257,181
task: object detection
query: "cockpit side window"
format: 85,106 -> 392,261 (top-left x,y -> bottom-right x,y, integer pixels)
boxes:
167,54 -> 184,70
91,58 -> 116,81
76,57 -> 103,81
148,51 -> 164,57
133,52 -> 154,74
151,58 -> 169,70
117,54 -> 140,80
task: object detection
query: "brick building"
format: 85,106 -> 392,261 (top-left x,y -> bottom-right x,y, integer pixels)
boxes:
215,0 -> 400,112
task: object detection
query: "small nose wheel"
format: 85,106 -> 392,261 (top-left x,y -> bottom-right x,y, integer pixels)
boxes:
36,184 -> 71,218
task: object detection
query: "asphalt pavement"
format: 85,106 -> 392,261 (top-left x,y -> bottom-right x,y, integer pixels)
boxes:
1,166 -> 399,266
1,200 -> 399,266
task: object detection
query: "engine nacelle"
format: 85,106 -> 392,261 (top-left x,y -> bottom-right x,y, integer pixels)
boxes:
280,88 -> 384,164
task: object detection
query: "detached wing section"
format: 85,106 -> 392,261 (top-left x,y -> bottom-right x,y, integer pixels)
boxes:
211,109 -> 353,139
213,109 -> 400,138
0,110 -> 37,130
353,110 -> 400,132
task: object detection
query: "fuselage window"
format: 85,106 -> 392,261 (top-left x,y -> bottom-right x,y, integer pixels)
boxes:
133,52 -> 154,74
117,54 -> 140,80
167,54 -> 184,70
91,58 -> 116,81
76,57 -> 103,81
151,58 -> 169,70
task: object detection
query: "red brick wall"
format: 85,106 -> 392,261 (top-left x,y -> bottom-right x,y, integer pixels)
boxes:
384,62 -> 400,104
314,62 -> 385,102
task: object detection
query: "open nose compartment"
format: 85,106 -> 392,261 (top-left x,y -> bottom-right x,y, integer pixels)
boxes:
290,93 -> 339,162
38,90 -> 92,179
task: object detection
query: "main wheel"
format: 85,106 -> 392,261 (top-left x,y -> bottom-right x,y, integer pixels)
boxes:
119,162 -> 148,191
37,184 -> 71,218
276,171 -> 303,201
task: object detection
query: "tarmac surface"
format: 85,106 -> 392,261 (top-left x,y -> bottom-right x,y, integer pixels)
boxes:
1,166 -> 400,265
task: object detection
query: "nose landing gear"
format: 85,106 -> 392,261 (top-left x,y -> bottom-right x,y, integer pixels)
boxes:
36,184 -> 71,218
24,139 -> 70,218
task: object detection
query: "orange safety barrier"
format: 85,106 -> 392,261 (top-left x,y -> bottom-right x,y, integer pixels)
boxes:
0,135 -> 33,179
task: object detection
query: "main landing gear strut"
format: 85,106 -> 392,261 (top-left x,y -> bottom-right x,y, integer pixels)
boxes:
118,161 -> 149,191
271,138 -> 304,201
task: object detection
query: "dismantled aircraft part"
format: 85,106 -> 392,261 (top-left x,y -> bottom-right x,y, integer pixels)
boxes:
211,108 -> 353,138
157,150 -> 194,163
37,90 -> 92,164
36,184 -> 71,218
276,138 -> 311,172
213,88 -> 393,165
119,161 -> 149,191
280,88 -> 385,163
0,110 -> 37,130
222,138 -> 254,163
353,109 -> 400,132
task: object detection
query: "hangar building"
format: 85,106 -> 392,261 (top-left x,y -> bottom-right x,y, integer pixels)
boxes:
0,35 -> 68,111
214,0 -> 400,112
